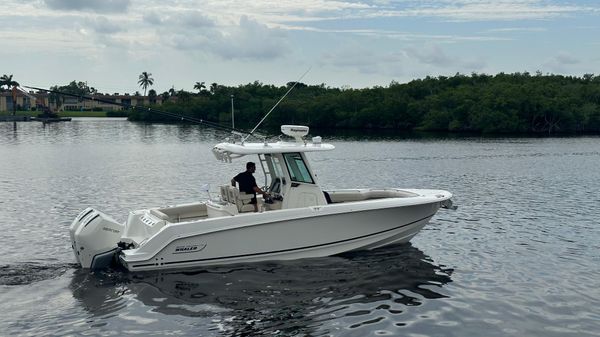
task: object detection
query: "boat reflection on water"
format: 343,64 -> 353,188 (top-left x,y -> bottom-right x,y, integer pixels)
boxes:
70,243 -> 453,336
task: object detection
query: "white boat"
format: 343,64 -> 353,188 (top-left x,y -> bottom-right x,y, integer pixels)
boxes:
70,125 -> 455,271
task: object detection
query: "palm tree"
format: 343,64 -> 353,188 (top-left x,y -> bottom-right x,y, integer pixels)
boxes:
193,81 -> 206,93
1,74 -> 20,115
48,86 -> 63,111
210,82 -> 219,95
137,72 -> 154,96
0,74 -> 19,91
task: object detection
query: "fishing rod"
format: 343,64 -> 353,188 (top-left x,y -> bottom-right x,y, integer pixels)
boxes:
22,85 -> 245,134
243,67 -> 311,142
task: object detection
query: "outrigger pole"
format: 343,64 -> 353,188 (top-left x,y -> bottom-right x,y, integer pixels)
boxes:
243,67 -> 311,142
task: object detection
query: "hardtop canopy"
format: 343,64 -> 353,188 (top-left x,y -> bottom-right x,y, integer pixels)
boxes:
212,140 -> 334,162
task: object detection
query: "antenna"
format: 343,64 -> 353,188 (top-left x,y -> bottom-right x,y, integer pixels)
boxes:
230,94 -> 235,129
243,67 -> 311,142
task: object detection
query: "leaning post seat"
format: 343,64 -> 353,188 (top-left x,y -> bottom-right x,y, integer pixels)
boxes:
220,185 -> 230,202
227,186 -> 256,212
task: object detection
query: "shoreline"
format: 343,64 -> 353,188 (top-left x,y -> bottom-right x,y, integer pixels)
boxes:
3,112 -> 600,137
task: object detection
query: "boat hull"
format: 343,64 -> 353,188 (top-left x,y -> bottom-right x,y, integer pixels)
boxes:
119,197 -> 445,271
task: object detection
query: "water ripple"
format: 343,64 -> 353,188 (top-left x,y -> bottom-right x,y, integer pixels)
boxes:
2,121 -> 600,336
0,263 -> 73,286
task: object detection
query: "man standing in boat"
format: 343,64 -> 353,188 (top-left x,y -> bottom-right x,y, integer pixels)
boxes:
232,162 -> 269,212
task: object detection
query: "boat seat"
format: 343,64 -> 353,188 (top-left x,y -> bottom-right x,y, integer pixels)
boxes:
220,185 -> 230,202
326,189 -> 420,203
149,208 -> 170,220
227,186 -> 256,212
151,203 -> 209,222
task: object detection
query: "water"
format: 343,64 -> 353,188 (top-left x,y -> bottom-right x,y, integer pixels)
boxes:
1,118 -> 599,336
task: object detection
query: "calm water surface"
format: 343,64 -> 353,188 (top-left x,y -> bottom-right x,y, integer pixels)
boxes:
0,118 -> 599,336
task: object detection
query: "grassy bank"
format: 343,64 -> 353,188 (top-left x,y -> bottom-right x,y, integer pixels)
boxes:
57,111 -> 107,117
0,111 -> 32,117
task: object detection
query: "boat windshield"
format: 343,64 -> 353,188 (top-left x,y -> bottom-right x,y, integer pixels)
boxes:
270,156 -> 285,178
283,152 -> 314,184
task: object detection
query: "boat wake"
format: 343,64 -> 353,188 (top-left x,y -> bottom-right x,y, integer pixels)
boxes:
0,262 -> 75,286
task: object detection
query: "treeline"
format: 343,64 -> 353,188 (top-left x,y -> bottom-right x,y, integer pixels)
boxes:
131,73 -> 600,134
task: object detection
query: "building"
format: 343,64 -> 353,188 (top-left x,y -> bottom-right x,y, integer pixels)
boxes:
60,94 -> 164,111
0,91 -> 39,112
0,91 -> 163,113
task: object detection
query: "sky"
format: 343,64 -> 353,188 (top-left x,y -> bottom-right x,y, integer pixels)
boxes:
2,0 -> 600,94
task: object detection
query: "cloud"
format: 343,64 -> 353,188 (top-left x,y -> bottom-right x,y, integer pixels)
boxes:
154,14 -> 289,61
373,0 -> 592,21
209,16 -> 289,60
319,41 -> 487,79
275,0 -> 596,23
179,12 -> 216,28
280,25 -> 509,43
542,51 -> 581,73
5,0 -> 600,89
547,51 -> 580,67
142,10 -> 218,51
319,43 -> 407,77
483,27 -> 547,33
142,12 -> 163,25
404,45 -> 454,67
554,51 -> 580,65
45,0 -> 130,13
85,16 -> 125,34
144,10 -> 215,28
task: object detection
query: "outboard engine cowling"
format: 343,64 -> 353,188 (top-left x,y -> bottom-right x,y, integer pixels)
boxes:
70,208 -> 124,270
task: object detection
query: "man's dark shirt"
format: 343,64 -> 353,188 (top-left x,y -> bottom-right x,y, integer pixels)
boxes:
233,171 -> 257,195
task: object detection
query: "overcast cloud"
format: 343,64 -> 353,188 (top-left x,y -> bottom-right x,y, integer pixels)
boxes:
45,0 -> 131,13
2,0 -> 599,92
